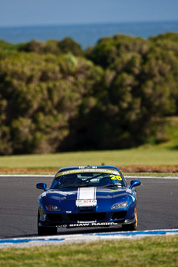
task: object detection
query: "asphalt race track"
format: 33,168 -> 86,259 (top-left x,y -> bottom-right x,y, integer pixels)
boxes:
0,175 -> 178,239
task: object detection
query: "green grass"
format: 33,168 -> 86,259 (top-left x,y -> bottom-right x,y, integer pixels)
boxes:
0,235 -> 178,267
0,147 -> 177,169
0,117 -> 177,172
160,116 -> 178,149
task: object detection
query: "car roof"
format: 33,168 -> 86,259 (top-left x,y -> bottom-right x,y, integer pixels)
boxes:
56,165 -> 121,175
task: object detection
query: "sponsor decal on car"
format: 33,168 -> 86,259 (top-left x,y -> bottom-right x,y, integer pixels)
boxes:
56,169 -> 119,177
57,222 -> 119,228
110,175 -> 122,181
76,199 -> 97,207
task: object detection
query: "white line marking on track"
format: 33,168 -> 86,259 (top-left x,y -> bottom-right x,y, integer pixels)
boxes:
125,176 -> 178,179
0,175 -> 178,179
0,229 -> 178,248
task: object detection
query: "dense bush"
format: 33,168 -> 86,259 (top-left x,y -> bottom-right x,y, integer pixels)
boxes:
18,38 -> 83,56
0,34 -> 178,154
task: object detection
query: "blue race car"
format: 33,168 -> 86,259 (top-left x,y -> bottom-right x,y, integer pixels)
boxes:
36,165 -> 141,236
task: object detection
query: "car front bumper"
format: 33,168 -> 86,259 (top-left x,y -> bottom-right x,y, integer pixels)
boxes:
38,209 -> 136,228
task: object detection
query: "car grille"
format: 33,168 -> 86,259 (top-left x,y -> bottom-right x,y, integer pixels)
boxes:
68,212 -> 106,222
47,211 -> 126,224
112,211 -> 127,220
47,214 -> 63,223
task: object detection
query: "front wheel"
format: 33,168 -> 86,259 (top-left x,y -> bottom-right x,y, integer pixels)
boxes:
122,207 -> 137,231
38,225 -> 57,236
38,212 -> 57,236
122,222 -> 137,231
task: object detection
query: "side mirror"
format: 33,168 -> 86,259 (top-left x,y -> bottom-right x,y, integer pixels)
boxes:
36,183 -> 47,191
130,180 -> 141,189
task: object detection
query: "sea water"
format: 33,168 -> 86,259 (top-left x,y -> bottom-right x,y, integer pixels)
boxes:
0,21 -> 178,49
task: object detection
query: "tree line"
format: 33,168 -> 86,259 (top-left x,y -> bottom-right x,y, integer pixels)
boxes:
0,33 -> 178,154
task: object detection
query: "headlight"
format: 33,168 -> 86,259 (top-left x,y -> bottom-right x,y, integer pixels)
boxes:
45,205 -> 61,211
112,202 -> 128,209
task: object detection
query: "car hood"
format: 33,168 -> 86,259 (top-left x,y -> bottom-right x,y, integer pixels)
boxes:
42,186 -> 131,203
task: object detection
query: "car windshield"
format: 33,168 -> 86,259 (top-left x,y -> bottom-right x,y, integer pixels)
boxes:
51,170 -> 125,189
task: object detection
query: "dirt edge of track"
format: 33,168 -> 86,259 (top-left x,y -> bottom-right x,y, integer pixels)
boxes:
0,165 -> 178,174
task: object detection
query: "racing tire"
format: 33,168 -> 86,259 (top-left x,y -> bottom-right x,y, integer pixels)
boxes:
38,212 -> 57,236
122,222 -> 137,231
122,207 -> 137,231
38,226 -> 57,236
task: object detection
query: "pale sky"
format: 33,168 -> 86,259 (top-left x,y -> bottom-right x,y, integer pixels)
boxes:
0,0 -> 178,27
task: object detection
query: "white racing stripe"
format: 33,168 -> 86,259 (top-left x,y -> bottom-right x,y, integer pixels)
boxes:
76,187 -> 97,207
77,187 -> 96,200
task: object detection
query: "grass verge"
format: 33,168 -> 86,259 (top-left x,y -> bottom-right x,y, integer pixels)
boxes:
0,116 -> 177,174
0,235 -> 178,267
0,117 -> 178,174
0,147 -> 177,169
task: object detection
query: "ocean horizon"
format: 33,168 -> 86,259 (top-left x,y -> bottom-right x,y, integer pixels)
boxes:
0,20 -> 178,49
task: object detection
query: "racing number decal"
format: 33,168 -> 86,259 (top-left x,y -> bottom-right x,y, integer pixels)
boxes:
110,175 -> 122,181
